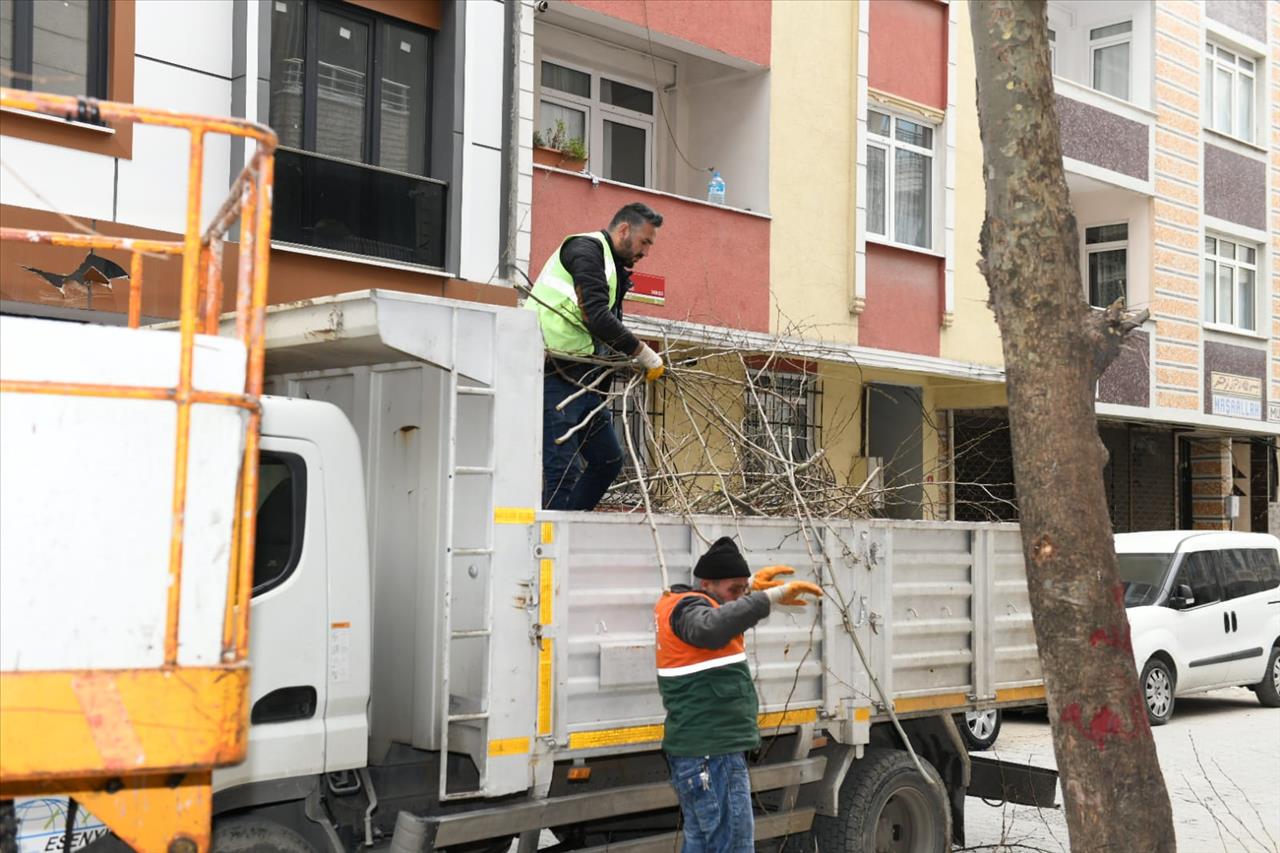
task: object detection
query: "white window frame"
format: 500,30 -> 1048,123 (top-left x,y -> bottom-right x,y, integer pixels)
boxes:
536,53 -> 656,188
1048,28 -> 1057,75
866,107 -> 938,252
1083,221 -> 1129,309
1203,234 -> 1259,332
1088,18 -> 1133,101
1204,41 -> 1257,144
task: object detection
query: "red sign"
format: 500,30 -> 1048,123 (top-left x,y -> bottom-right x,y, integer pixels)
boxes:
626,271 -> 665,305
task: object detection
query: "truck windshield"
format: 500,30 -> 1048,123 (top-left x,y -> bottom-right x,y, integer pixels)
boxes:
1117,553 -> 1174,607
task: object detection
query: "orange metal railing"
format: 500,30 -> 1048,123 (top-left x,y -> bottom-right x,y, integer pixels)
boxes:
0,88 -> 277,853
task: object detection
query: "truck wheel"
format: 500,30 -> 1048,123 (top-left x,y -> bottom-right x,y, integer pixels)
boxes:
812,748 -> 949,853
1252,646 -> 1280,708
1141,657 -> 1175,725
957,709 -> 1002,751
212,818 -> 314,853
1,800 -> 16,853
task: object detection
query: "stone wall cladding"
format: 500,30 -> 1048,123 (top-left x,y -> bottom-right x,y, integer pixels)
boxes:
1151,2 -> 1203,414
1205,0 -> 1267,42
1054,94 -> 1149,180
1098,330 -> 1150,407
1203,144 -> 1267,231
1189,437 -> 1232,530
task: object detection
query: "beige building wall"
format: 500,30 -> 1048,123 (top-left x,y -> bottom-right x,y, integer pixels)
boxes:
942,1 -> 1007,369
767,0 -> 859,345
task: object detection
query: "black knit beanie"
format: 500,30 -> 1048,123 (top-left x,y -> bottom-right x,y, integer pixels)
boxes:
694,537 -> 750,580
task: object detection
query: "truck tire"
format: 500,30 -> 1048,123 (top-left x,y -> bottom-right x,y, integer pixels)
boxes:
811,748 -> 949,853
212,818 -> 314,853
1252,645 -> 1280,708
1,800 -> 16,853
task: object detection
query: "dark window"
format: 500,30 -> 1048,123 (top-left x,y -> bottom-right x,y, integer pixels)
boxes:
743,370 -> 822,476
1,0 -> 108,98
1172,552 -> 1223,607
1250,548 -> 1280,589
268,0 -> 445,266
253,451 -> 308,596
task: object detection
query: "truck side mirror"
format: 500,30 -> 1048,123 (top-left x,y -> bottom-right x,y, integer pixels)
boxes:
1168,583 -> 1195,609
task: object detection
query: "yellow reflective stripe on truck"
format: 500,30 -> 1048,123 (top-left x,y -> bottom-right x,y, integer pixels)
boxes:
567,708 -> 820,750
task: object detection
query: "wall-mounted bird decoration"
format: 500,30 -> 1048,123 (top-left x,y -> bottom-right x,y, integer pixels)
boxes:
23,251 -> 130,307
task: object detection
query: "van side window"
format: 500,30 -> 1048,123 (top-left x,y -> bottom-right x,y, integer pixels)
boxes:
1172,552 -> 1222,606
1247,548 -> 1280,591
253,452 -> 308,596
1217,549 -> 1262,600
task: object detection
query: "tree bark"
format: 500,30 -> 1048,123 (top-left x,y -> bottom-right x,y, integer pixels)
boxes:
968,3 -> 1175,851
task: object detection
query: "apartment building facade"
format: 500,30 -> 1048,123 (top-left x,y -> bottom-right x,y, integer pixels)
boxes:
1,0 -> 527,323
946,0 -> 1280,533
2,0 -> 1274,531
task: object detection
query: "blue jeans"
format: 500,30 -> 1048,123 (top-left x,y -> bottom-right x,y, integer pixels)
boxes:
542,373 -> 624,510
668,753 -> 754,853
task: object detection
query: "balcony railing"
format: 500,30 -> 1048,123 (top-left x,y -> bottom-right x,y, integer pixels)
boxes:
272,147 -> 447,268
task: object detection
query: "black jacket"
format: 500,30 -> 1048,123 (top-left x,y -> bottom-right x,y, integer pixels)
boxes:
667,584 -> 772,649
547,231 -> 639,384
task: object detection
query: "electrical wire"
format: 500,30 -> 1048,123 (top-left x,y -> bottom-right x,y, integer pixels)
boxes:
639,0 -> 714,175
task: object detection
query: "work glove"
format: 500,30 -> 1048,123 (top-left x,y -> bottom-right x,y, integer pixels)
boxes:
764,580 -> 823,607
751,565 -> 794,592
634,342 -> 665,382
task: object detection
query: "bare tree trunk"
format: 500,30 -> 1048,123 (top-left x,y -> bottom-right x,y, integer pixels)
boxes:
968,3 -> 1175,850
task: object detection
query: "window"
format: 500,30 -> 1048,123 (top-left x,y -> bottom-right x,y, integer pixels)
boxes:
538,58 -> 655,187
270,0 -> 432,175
1172,552 -> 1222,607
1202,236 -> 1258,331
1217,549 -> 1278,600
601,380 -> 664,507
1048,28 -> 1057,75
1205,42 -> 1256,142
253,452 -> 307,596
743,369 -> 822,475
268,1 -> 445,267
1090,20 -> 1131,100
0,0 -> 108,98
1085,223 -> 1128,308
867,109 -> 935,249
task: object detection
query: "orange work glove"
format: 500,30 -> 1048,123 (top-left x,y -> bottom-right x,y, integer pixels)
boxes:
751,565 -> 794,592
765,580 -> 823,607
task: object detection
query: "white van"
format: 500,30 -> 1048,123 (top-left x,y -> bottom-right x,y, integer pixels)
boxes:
1116,531 -> 1280,724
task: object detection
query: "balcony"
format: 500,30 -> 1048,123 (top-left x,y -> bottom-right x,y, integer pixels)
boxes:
272,147 -> 448,269
1049,0 -> 1155,193
530,168 -> 771,332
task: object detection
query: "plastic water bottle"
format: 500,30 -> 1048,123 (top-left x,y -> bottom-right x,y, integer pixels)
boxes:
707,170 -> 726,205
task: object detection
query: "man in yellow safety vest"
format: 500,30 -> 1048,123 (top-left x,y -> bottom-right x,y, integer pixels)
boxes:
525,202 -> 666,510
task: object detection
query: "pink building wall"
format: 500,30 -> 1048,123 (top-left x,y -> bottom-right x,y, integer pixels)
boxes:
868,0 -> 947,109
564,0 -> 771,67
531,170 -> 771,333
858,244 -> 942,357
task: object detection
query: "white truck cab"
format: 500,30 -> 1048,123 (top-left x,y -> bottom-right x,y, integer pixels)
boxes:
1117,530 -> 1280,724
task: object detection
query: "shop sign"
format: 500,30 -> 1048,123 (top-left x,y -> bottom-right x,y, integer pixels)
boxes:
1210,372 -> 1262,420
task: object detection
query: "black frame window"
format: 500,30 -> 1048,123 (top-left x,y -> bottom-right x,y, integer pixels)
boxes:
253,451 -> 308,597
2,0 -> 108,98
1171,552 -> 1223,607
269,0 -> 432,176
743,369 -> 823,476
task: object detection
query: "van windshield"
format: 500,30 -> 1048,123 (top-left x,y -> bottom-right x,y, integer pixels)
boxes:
1117,552 -> 1174,607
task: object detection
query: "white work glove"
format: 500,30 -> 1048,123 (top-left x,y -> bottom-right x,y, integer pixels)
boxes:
634,343 -> 665,382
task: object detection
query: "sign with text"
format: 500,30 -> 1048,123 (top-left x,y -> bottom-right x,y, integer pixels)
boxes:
626,271 -> 665,305
1210,371 -> 1262,421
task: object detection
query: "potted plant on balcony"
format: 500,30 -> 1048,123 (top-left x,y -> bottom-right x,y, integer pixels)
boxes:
533,119 -> 588,172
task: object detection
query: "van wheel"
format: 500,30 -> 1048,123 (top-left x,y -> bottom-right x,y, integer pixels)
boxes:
1253,646 -> 1280,708
212,818 -> 314,853
1141,658 -> 1175,725
811,748 -> 949,853
958,709 -> 1002,751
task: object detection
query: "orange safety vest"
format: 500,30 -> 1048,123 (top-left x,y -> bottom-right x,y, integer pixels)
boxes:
653,590 -> 746,677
